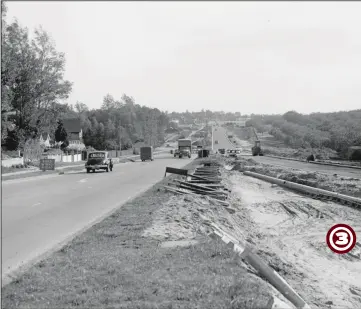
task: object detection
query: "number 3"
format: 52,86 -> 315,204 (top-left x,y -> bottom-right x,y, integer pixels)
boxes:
335,232 -> 349,245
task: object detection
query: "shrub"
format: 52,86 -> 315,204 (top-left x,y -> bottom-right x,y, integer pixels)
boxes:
23,139 -> 45,162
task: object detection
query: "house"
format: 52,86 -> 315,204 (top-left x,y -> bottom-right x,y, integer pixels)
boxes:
39,133 -> 51,148
63,118 -> 86,149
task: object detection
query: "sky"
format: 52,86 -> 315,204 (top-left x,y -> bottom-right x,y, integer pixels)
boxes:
5,1 -> 361,115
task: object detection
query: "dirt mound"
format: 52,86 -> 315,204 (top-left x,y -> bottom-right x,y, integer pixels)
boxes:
142,194 -> 246,243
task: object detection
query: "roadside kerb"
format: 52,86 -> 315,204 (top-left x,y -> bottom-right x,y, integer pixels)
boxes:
207,223 -> 309,309
243,171 -> 361,208
2,150 -> 169,178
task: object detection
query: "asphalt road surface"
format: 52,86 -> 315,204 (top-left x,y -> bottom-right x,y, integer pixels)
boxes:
212,126 -> 236,150
2,153 -> 193,282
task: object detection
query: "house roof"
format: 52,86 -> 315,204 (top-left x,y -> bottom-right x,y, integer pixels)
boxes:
63,118 -> 81,133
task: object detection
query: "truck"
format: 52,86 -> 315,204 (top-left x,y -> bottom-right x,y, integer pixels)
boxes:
251,140 -> 263,156
140,146 -> 153,161
174,139 -> 192,158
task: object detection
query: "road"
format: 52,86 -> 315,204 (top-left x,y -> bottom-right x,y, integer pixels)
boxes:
2,153 -> 194,282
212,125 -> 236,150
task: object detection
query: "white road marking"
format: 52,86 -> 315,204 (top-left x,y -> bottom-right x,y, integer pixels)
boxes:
78,178 -> 88,183
31,203 -> 41,207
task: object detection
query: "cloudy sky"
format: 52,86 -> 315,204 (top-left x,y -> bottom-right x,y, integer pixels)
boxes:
5,1 -> 361,114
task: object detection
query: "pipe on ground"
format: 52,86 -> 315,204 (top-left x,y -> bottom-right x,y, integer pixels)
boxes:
243,171 -> 361,207
208,225 -> 310,309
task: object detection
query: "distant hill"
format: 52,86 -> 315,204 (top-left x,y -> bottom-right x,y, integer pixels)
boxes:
245,110 -> 361,158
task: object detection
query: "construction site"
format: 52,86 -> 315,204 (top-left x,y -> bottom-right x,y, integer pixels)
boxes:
4,140 -> 360,309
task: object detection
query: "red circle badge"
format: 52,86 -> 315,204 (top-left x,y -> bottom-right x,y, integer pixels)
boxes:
326,224 -> 357,254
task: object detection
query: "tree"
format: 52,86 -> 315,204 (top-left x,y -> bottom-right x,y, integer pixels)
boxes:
75,101 -> 88,115
55,120 -> 67,143
101,94 -> 116,110
1,9 -> 72,149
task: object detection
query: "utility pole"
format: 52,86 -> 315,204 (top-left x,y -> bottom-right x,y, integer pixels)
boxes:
211,125 -> 214,152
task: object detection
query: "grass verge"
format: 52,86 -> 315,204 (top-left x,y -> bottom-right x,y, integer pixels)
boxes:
2,160 -> 273,309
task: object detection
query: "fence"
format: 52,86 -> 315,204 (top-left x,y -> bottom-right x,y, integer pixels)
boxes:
107,150 -> 122,158
2,157 -> 24,167
45,153 -> 82,163
4,150 -> 123,167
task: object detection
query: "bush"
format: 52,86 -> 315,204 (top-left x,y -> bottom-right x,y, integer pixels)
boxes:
349,148 -> 361,161
23,139 -> 45,162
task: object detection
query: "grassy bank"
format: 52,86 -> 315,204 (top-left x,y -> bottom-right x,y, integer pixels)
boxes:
2,160 -> 273,309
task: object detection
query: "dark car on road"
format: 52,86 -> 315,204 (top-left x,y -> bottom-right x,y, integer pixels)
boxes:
85,151 -> 111,173
218,148 -> 225,155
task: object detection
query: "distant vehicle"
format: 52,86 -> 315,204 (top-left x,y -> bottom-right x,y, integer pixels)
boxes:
306,154 -> 315,162
228,135 -> 233,138
140,146 -> 153,162
218,148 -> 225,155
174,139 -> 192,158
228,149 -> 241,157
251,140 -> 263,156
85,151 -> 111,173
215,140 -> 219,144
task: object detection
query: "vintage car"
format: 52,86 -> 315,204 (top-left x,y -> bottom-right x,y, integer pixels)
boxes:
85,151 -> 111,173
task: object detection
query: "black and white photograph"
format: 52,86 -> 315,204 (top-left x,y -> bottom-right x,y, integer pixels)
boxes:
1,1 -> 361,308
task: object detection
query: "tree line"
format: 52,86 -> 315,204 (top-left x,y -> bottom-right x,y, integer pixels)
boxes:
60,95 -> 169,150
245,110 -> 361,156
1,3 -> 168,152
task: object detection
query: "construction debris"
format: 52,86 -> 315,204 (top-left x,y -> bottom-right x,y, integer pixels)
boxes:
164,161 -> 231,206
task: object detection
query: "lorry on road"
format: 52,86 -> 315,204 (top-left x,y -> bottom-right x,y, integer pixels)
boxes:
85,151 -> 111,173
174,139 -> 192,158
140,146 -> 153,161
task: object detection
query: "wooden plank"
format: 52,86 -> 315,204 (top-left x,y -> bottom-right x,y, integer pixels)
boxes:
164,167 -> 188,177
189,174 -> 221,182
176,180 -> 221,192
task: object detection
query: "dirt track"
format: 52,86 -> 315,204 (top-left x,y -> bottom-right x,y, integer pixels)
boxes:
227,171 -> 361,309
251,156 -> 361,179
